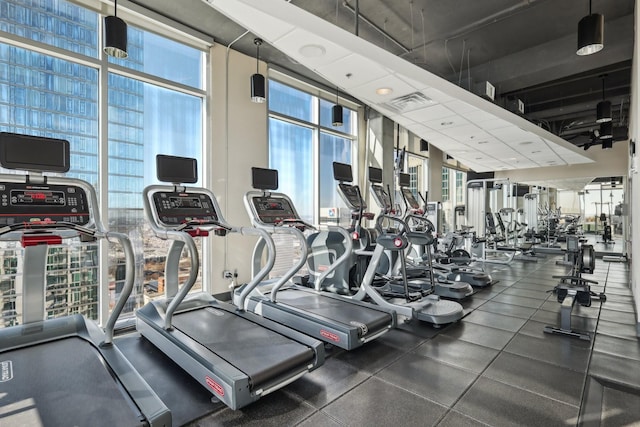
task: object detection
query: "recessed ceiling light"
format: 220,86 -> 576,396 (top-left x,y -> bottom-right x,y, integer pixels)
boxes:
475,157 -> 483,160
298,44 -> 326,58
520,141 -> 533,145
531,150 -> 541,154
376,87 -> 393,95
441,121 -> 454,126
477,140 -> 489,144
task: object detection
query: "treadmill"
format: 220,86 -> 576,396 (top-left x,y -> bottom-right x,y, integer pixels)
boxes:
0,133 -> 171,426
136,155 -> 324,410
236,167 -> 396,351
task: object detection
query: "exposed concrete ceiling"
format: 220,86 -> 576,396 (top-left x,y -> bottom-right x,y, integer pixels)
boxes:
130,0 -> 633,177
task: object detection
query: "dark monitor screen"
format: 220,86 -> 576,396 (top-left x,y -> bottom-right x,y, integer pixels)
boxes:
368,166 -> 383,184
156,155 -> 198,184
333,162 -> 353,182
371,185 -> 392,210
252,167 -> 278,190
0,132 -> 70,172
402,188 -> 420,209
399,172 -> 411,188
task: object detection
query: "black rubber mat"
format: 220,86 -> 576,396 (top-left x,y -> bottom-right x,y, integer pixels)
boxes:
115,333 -> 222,426
0,337 -> 143,427
172,308 -> 314,386
274,290 -> 393,334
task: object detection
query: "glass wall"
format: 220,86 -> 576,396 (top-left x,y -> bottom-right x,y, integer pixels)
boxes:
0,0 -> 207,324
268,79 -> 357,225
441,166 -> 466,233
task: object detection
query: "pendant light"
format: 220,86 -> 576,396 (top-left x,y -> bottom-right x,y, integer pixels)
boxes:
596,75 -> 611,123
103,0 -> 128,59
250,38 -> 266,103
577,0 -> 604,56
599,121 -> 613,141
332,87 -> 343,127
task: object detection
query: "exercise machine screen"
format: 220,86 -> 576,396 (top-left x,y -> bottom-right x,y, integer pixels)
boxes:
333,162 -> 353,183
251,196 -> 297,224
0,182 -> 89,225
151,191 -> 217,226
371,185 -> 392,210
402,188 -> 420,210
338,183 -> 365,209
399,173 -> 410,188
0,132 -> 70,172
252,167 -> 278,191
156,155 -> 198,184
368,167 -> 383,184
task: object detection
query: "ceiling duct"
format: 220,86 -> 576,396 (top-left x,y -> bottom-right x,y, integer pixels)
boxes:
378,92 -> 434,114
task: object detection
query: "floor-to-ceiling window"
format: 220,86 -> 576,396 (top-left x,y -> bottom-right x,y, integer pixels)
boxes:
268,78 -> 358,225
0,0 -> 209,326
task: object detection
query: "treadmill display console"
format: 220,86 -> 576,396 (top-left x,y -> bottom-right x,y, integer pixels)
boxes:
252,196 -> 297,224
152,191 -> 217,226
371,185 -> 392,210
0,182 -> 89,225
401,188 -> 420,210
338,183 -> 365,209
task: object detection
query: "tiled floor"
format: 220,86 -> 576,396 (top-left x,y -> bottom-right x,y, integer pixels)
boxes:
186,256 -> 639,427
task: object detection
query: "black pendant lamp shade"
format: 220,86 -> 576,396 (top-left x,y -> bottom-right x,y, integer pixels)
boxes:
103,0 -> 128,59
599,121 -> 612,140
251,38 -> 266,103
596,100 -> 611,123
332,87 -> 343,127
577,1 -> 603,56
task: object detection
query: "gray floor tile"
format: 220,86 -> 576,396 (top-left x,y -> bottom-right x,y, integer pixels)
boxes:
187,391 -> 314,427
599,309 -> 637,325
442,321 -> 516,350
593,334 -> 640,361
324,377 -> 447,427
601,385 -> 640,427
477,300 -> 537,319
297,411 -> 344,427
333,339 -> 406,374
500,287 -> 551,300
377,352 -> 479,407
437,410 -> 490,427
465,310 -> 528,332
483,352 -> 585,406
589,351 -> 640,388
413,334 -> 499,374
283,356 -> 370,408
490,293 -> 545,309
596,320 -> 640,341
504,333 -> 591,372
600,300 -> 636,313
454,377 -> 579,427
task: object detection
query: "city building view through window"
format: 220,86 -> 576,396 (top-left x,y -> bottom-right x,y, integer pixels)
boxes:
0,0 -> 206,325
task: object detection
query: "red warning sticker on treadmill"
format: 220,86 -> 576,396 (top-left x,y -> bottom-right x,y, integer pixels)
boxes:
320,329 -> 340,343
205,376 -> 225,396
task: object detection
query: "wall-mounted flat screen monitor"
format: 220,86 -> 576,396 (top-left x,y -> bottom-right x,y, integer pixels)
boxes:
156,155 -> 198,183
252,167 -> 279,190
333,162 -> 353,182
399,172 -> 411,188
0,132 -> 70,172
368,166 -> 383,184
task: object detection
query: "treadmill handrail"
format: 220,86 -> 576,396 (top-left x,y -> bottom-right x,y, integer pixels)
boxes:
0,173 -> 135,342
314,225 -> 354,291
162,229 -> 200,329
234,226 -> 276,308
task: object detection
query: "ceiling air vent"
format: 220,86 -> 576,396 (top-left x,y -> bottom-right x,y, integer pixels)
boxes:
379,92 -> 433,113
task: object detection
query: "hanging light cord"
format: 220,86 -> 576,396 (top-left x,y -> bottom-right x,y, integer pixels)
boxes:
335,87 -> 339,104
255,40 -> 260,73
114,0 -> 118,17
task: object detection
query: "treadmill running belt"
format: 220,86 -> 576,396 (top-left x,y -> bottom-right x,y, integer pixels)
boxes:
0,337 -> 143,427
172,308 -> 313,386
274,290 -> 392,333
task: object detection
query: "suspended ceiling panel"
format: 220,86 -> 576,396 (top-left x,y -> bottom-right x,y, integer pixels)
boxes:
202,0 -> 596,173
